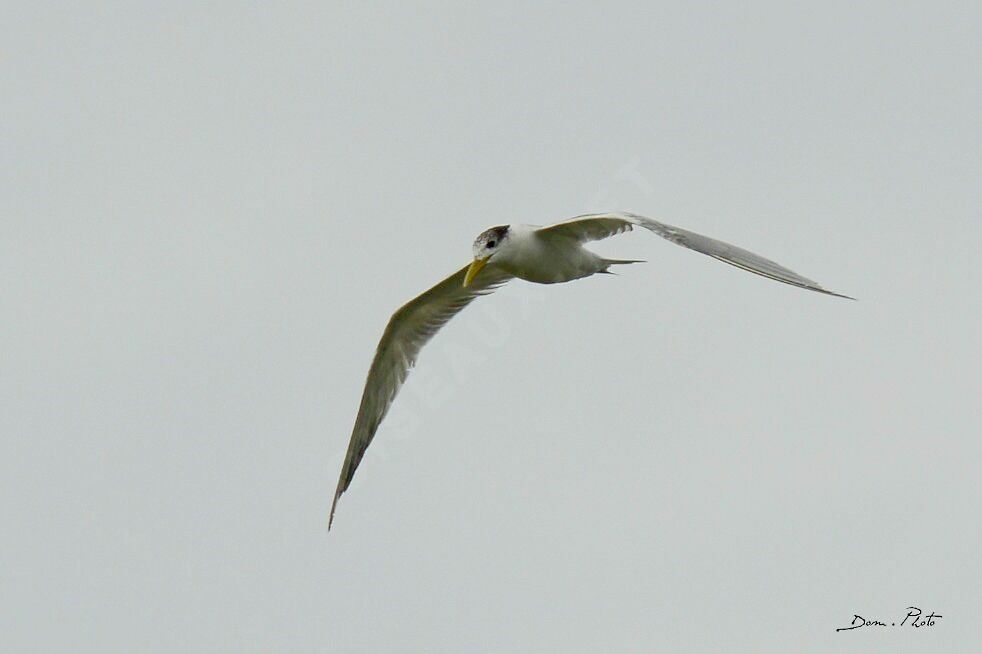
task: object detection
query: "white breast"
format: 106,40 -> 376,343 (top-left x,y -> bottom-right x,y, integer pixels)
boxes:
496,224 -> 606,284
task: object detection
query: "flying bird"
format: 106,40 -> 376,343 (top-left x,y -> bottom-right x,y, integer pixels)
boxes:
329,212 -> 851,528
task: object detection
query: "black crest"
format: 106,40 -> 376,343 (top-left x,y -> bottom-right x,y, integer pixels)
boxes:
475,225 -> 510,249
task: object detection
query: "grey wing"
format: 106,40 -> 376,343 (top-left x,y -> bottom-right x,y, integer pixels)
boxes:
535,214 -> 636,242
329,263 -> 512,529
541,212 -> 852,299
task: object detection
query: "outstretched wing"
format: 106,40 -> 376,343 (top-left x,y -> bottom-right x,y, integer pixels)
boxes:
330,263 -> 513,529
538,212 -> 852,299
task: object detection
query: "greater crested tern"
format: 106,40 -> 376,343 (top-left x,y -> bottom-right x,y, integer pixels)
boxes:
330,212 -> 851,528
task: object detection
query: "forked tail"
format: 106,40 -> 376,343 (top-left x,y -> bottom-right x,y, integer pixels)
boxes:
600,258 -> 645,273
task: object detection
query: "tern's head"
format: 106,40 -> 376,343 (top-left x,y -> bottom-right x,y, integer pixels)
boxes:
471,225 -> 510,260
464,225 -> 510,286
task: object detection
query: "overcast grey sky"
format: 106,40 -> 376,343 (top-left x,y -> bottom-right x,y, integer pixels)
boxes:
2,2 -> 980,652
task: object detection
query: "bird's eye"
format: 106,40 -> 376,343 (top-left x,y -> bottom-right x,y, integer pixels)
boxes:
487,240 -> 496,248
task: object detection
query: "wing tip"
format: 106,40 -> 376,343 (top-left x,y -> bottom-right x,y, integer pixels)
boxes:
328,494 -> 339,531
329,478 -> 347,531
819,287 -> 857,301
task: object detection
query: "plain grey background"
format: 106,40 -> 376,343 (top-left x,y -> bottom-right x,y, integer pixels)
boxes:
3,2 -> 980,652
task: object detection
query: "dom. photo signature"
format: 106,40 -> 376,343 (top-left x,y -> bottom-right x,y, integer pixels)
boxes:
836,607 -> 942,632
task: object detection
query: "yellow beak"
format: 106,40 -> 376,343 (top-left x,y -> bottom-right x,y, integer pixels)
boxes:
463,257 -> 488,287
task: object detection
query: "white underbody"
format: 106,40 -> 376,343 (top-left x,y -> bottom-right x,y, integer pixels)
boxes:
490,224 -> 618,284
